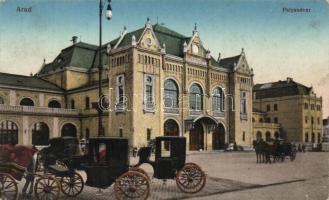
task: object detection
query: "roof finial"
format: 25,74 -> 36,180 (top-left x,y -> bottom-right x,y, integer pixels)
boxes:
145,17 -> 151,27
123,25 -> 127,31
241,48 -> 245,55
183,41 -> 188,53
193,22 -> 198,35
43,58 -> 46,63
217,52 -> 221,62
132,35 -> 137,46
161,43 -> 166,54
107,43 -> 111,55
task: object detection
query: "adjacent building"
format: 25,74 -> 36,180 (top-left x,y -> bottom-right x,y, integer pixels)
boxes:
0,21 -> 254,150
253,78 -> 323,144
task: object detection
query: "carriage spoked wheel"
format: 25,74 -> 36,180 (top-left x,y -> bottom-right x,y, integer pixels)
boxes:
114,171 -> 150,200
34,176 -> 60,200
176,163 -> 206,193
60,172 -> 84,197
0,173 -> 18,200
129,167 -> 150,181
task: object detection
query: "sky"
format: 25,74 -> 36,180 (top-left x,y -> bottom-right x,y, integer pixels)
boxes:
0,0 -> 328,116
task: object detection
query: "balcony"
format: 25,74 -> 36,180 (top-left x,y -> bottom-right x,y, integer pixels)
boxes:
0,104 -> 79,116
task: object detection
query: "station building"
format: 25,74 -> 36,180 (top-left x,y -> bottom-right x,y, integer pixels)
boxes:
0,21 -> 254,150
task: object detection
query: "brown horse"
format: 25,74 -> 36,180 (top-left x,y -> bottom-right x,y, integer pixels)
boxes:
262,140 -> 280,164
253,140 -> 265,163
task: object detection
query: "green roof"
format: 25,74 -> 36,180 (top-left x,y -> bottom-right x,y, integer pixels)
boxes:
219,55 -> 241,70
253,79 -> 311,99
0,72 -> 63,92
39,23 -> 228,74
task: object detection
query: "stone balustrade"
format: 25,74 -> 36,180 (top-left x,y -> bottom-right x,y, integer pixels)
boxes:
0,104 -> 79,116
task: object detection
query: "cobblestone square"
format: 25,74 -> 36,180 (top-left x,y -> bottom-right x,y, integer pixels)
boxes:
15,151 -> 329,200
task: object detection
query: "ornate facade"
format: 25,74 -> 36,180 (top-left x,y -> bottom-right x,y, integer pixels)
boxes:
0,21 -> 254,150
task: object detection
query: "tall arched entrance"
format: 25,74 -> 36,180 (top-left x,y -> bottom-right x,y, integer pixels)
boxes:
189,121 -> 204,150
212,123 -> 225,150
0,121 -> 18,144
164,119 -> 179,136
61,123 -> 77,137
32,122 -> 49,145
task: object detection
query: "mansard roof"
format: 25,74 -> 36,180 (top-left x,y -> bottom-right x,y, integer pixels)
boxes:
218,55 -> 242,70
253,78 -> 312,99
0,72 -> 63,92
39,41 -> 110,75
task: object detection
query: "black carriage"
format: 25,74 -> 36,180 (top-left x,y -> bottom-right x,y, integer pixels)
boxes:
275,140 -> 297,162
135,136 -> 206,193
40,136 -> 150,200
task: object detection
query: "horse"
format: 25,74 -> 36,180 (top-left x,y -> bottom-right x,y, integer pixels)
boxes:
262,140 -> 280,164
253,140 -> 265,163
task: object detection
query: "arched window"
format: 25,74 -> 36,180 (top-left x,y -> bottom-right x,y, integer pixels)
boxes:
274,132 -> 279,139
164,79 -> 179,108
32,122 -> 49,145
86,128 -> 90,140
212,87 -> 224,112
85,97 -> 90,109
0,96 -> 4,104
265,132 -> 271,142
0,121 -> 18,144
61,123 -> 77,137
164,119 -> 179,136
48,100 -> 61,108
259,118 -> 263,123
256,131 -> 262,141
20,97 -> 34,106
189,83 -> 203,111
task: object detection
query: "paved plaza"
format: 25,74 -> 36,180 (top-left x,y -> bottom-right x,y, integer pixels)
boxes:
16,151 -> 329,200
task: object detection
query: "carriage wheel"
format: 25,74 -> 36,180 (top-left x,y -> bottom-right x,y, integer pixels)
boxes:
114,171 -> 150,200
129,167 -> 150,181
176,163 -> 206,193
34,176 -> 60,200
60,172 -> 84,197
0,173 -> 18,200
290,150 -> 297,161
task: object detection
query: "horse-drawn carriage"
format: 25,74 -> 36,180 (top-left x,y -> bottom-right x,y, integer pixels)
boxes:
0,144 -> 61,200
254,139 -> 297,164
1,135 -> 205,200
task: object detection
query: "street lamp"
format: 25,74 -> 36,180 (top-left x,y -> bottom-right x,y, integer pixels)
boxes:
98,0 -> 112,137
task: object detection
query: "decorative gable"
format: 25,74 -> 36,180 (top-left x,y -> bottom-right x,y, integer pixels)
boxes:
138,22 -> 160,52
235,51 -> 253,75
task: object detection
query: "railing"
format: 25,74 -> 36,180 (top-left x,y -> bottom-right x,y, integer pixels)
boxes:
0,104 -> 79,116
253,122 -> 281,129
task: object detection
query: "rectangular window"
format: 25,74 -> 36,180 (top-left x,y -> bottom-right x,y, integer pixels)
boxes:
274,104 -> 278,111
305,133 -> 309,142
147,129 -> 152,141
265,118 -> 271,123
116,75 -> 125,112
304,103 -> 308,109
266,104 -> 270,112
305,116 -> 308,123
274,117 -> 278,123
242,131 -> 245,141
119,128 -> 123,137
240,91 -> 247,114
144,75 -> 155,111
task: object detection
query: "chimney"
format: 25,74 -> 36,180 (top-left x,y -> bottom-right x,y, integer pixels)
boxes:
286,77 -> 293,83
71,36 -> 78,44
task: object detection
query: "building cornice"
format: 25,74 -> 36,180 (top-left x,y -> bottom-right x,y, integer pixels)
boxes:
0,84 -> 64,94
